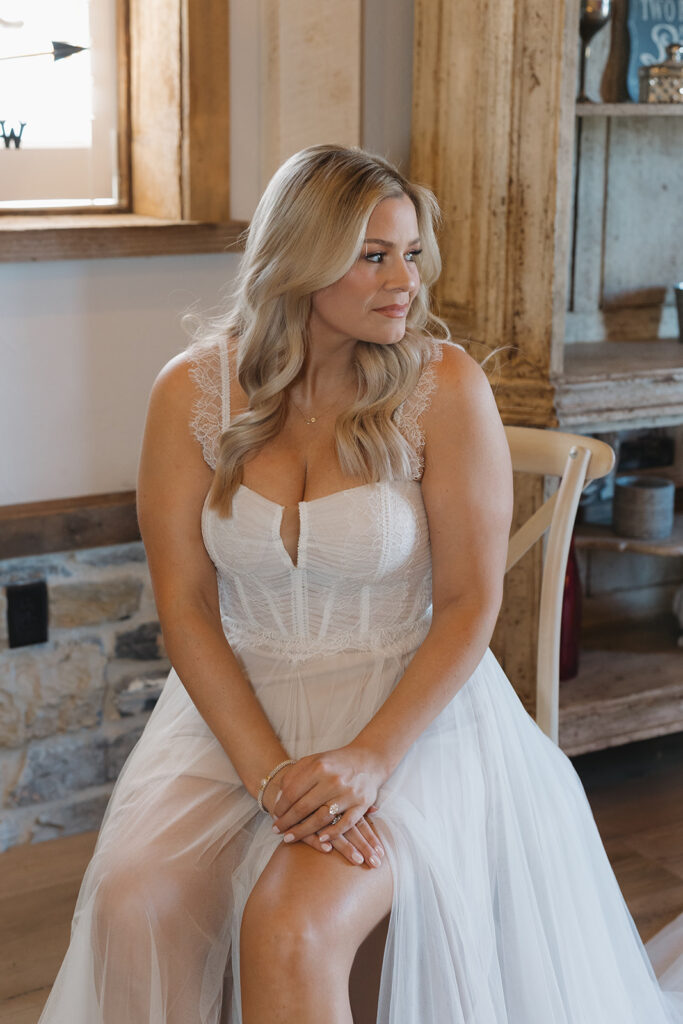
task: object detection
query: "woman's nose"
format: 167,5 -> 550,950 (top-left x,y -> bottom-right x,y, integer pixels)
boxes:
386,258 -> 416,291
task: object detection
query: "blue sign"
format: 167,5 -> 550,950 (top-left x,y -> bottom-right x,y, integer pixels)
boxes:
627,0 -> 682,100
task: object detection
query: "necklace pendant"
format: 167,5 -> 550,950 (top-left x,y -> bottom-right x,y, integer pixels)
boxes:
307,416 -> 317,424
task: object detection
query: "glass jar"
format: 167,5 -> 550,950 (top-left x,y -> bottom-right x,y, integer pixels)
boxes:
639,43 -> 683,103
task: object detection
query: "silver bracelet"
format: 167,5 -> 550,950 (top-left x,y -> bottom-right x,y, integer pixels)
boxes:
256,758 -> 296,812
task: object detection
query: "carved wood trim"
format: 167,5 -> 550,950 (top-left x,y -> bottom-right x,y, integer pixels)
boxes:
0,493 -> 140,561
556,340 -> 683,429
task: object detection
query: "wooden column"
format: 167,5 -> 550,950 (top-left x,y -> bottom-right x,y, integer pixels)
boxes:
129,0 -> 231,221
261,0 -> 362,181
411,0 -> 577,427
411,0 -> 576,707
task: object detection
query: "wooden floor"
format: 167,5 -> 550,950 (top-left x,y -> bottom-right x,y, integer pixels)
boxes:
1,731 -> 683,1023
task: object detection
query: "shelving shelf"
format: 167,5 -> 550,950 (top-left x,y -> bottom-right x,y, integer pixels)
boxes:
554,341 -> 683,431
559,618 -> 683,756
574,514 -> 683,557
576,103 -> 683,117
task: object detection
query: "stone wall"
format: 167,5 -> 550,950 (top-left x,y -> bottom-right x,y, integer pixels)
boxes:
0,542 -> 169,852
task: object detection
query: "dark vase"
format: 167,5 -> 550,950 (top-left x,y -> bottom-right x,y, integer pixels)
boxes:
560,536 -> 582,681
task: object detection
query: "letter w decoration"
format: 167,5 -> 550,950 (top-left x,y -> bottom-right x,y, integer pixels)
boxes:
0,121 -> 26,148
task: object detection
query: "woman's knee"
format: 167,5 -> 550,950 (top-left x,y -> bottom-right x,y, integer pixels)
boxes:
241,873 -> 348,986
92,850 -> 196,949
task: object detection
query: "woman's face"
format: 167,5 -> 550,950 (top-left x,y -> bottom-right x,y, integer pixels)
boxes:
309,194 -> 422,348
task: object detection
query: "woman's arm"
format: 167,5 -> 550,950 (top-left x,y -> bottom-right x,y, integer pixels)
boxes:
137,353 -> 290,798
271,345 -> 513,840
349,345 -> 513,773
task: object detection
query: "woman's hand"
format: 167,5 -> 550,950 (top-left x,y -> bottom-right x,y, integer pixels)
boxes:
263,763 -> 384,866
316,809 -> 385,868
267,747 -> 387,857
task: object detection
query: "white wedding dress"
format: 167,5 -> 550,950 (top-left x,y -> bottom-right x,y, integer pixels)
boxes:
39,336 -> 683,1023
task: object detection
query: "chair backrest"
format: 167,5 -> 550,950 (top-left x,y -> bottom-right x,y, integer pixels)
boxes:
504,426 -> 615,745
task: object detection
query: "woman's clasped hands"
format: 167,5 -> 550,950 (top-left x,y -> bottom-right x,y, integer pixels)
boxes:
262,746 -> 387,868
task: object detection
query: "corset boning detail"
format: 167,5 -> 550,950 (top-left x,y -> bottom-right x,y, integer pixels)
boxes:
201,479 -> 433,664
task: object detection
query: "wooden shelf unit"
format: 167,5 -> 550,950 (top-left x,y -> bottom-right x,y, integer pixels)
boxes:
575,514 -> 683,557
555,341 -> 683,431
576,103 -> 683,117
559,618 -> 683,756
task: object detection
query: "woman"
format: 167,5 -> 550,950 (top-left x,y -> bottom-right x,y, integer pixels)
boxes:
39,145 -> 683,1023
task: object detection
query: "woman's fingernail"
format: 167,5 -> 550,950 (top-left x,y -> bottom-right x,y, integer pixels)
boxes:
272,825 -> 280,833
369,855 -> 380,867
283,833 -> 295,843
318,833 -> 329,843
352,851 -> 364,864
321,842 -> 332,852
375,846 -> 384,856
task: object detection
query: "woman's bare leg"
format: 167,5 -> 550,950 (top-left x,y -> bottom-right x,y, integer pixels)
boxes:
240,838 -> 393,1024
91,779 -> 252,1024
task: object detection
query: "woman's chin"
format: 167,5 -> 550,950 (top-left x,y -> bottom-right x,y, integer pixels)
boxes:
359,324 -> 407,346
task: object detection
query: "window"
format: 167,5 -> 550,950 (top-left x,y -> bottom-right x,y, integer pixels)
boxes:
0,0 -> 240,261
0,0 -> 125,211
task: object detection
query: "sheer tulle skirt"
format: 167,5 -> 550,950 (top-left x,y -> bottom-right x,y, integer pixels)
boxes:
38,645 -> 683,1023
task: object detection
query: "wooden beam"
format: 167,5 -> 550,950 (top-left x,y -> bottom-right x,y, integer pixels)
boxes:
0,214 -> 246,262
129,0 -> 183,218
129,0 -> 231,221
181,0 -> 231,221
116,0 -> 132,211
0,493 -> 140,561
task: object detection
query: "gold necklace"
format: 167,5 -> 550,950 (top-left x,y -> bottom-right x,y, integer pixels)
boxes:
288,394 -> 344,426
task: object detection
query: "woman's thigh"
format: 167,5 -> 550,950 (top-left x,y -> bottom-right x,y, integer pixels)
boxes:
89,776 -> 255,1023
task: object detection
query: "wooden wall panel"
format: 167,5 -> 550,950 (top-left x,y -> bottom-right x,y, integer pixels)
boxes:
603,119 -> 683,303
262,0 -> 362,181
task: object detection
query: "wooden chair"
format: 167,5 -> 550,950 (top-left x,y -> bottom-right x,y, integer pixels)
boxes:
348,426 -> 615,1023
504,426 -> 615,744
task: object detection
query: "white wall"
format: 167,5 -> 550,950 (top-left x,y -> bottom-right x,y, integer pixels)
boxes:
0,0 -> 413,506
0,255 -> 238,504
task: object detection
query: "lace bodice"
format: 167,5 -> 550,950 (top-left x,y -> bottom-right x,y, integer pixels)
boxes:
189,334 -> 446,662
202,479 -> 433,661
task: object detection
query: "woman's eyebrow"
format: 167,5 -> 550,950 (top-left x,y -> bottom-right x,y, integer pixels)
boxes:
364,237 -> 421,247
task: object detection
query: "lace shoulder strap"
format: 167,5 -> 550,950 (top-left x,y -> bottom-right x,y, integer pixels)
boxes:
394,339 -> 448,476
186,336 -> 231,470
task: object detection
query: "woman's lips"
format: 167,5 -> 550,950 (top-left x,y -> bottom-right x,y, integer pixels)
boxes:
373,304 -> 409,318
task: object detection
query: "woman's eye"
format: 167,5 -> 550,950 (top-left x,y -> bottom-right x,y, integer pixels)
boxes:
365,252 -> 384,263
406,249 -> 423,262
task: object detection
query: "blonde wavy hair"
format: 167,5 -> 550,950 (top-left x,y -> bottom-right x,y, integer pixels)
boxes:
191,144 -> 450,516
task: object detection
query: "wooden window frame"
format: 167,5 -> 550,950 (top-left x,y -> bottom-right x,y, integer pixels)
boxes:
0,0 -> 246,262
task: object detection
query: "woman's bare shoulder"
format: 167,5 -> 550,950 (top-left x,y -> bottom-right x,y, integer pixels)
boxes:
425,340 -> 495,427
149,338 -> 228,421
